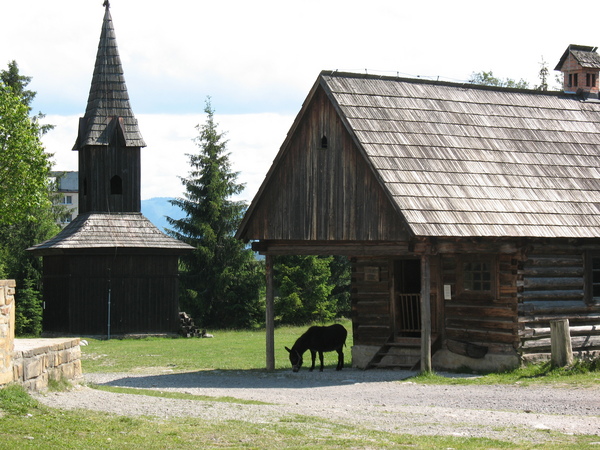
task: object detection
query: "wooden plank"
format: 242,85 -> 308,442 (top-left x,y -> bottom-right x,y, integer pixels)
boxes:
265,255 -> 275,371
523,277 -> 583,289
446,328 -> 518,344
421,255 -> 432,372
445,305 -> 515,318
521,335 -> 600,350
519,300 -> 590,314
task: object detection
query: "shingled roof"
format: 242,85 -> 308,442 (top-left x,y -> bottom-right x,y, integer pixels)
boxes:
240,72 -> 600,240
555,44 -> 600,71
323,73 -> 600,238
73,4 -> 145,150
29,213 -> 193,255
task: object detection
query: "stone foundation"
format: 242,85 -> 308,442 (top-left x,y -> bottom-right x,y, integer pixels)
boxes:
352,344 -> 520,372
0,280 -> 82,391
432,349 -> 519,373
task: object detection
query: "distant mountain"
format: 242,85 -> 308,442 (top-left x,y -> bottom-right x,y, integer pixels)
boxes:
141,197 -> 185,233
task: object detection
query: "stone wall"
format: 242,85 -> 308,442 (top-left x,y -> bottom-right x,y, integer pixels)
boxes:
0,280 -> 16,386
0,279 -> 82,391
12,338 -> 82,391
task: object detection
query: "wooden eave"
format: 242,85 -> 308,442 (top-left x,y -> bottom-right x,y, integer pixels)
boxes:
28,213 -> 194,256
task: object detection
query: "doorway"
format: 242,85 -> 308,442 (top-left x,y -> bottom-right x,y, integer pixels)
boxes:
393,259 -> 421,337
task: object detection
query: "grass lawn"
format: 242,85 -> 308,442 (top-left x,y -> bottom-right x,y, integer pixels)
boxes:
2,320 -> 600,449
81,320 -> 354,373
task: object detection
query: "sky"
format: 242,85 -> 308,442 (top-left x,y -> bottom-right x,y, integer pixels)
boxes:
2,0 -> 599,202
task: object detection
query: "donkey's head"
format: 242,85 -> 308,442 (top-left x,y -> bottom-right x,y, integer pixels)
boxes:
285,346 -> 303,372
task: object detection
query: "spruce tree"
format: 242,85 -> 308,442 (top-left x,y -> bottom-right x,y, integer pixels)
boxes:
167,99 -> 264,329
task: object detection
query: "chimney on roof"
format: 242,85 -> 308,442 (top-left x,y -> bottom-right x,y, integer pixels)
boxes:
555,44 -> 600,97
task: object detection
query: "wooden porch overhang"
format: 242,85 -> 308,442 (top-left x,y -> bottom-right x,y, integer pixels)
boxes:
251,237 -> 525,257
257,239 -> 436,372
252,239 -> 418,256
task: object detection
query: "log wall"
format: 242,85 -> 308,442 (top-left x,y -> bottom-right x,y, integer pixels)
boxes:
442,253 -> 519,354
351,257 -> 393,345
518,241 -> 600,363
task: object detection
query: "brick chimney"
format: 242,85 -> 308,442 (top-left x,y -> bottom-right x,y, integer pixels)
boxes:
555,45 -> 600,97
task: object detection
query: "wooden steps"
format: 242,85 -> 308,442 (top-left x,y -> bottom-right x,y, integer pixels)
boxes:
366,335 -> 438,370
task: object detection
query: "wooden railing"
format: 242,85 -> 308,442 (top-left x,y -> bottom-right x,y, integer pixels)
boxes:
397,293 -> 421,333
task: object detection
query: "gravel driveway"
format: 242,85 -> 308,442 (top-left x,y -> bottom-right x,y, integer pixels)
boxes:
35,368 -> 600,443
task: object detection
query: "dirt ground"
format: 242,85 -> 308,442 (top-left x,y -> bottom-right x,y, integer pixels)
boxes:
35,368 -> 600,444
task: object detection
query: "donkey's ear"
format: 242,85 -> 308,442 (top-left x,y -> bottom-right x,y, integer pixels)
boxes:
285,346 -> 291,353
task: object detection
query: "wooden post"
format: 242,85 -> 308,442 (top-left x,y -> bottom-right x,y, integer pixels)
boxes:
265,255 -> 275,371
420,254 -> 432,372
550,318 -> 573,367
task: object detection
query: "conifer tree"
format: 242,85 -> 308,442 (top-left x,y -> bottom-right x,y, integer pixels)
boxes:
167,99 -> 264,328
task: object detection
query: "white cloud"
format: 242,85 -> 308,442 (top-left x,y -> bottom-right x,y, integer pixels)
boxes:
9,0 -> 600,209
43,112 -> 294,202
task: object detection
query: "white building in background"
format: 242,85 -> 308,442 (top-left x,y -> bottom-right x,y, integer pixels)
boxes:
51,171 -> 78,226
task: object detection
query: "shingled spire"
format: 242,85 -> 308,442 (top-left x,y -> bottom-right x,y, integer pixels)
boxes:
73,2 -> 145,149
73,2 -> 145,213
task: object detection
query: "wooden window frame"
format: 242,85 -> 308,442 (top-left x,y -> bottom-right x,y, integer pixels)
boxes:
456,255 -> 498,300
585,252 -> 600,305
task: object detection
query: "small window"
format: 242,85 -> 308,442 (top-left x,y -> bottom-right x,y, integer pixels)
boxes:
591,256 -> 600,302
463,261 -> 492,291
320,135 -> 328,149
586,73 -> 592,87
568,74 -> 573,87
574,73 -> 579,87
63,195 -> 73,205
457,255 -> 497,298
110,175 -> 123,195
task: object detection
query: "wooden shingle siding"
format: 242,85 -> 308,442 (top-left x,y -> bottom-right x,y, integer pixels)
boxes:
74,7 -> 145,149
518,242 -> 600,361
321,73 -> 600,239
29,213 -> 192,254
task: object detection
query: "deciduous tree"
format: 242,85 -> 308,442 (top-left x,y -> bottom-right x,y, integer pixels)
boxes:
0,62 -> 58,335
469,70 -> 529,89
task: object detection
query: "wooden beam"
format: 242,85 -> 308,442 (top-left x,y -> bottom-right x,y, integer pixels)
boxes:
420,254 -> 432,372
550,319 -> 573,367
265,255 -> 275,371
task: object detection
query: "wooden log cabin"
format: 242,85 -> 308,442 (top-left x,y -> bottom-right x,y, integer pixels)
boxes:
28,3 -> 193,336
237,44 -> 600,371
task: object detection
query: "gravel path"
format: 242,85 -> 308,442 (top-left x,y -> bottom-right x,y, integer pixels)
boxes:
34,369 -> 600,443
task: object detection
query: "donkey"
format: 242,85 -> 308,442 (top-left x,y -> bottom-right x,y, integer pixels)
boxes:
285,324 -> 347,372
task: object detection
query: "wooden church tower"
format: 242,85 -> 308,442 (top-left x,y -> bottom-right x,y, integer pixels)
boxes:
29,3 -> 193,336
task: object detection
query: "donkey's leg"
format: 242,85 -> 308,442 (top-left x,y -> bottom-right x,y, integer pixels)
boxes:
318,351 -> 324,372
309,350 -> 317,371
336,348 -> 344,371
